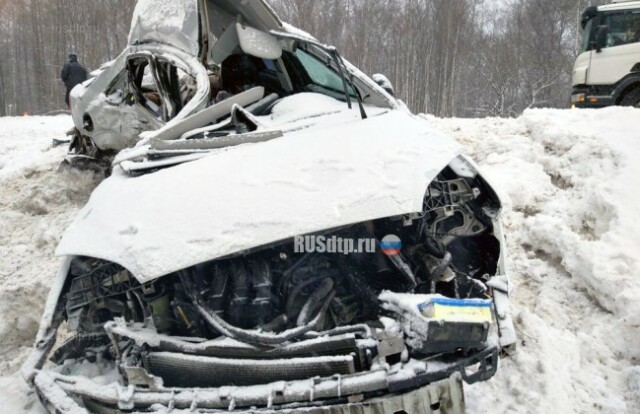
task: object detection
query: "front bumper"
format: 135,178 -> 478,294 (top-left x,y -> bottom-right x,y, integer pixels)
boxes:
33,346 -> 497,414
571,87 -> 614,108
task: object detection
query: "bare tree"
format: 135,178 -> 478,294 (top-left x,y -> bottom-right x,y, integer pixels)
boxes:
0,0 -> 594,117
0,0 -> 137,115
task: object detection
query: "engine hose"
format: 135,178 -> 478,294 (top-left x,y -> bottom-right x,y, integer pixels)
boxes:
286,275 -> 328,315
296,278 -> 334,326
423,232 -> 446,259
430,251 -> 452,282
385,252 -> 417,290
194,290 -> 335,347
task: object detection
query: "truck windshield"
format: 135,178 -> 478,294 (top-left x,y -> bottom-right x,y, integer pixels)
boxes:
602,11 -> 640,50
582,11 -> 640,52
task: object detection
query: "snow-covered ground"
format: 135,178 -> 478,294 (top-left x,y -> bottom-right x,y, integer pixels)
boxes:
427,108 -> 640,413
0,109 -> 638,413
0,116 -> 101,413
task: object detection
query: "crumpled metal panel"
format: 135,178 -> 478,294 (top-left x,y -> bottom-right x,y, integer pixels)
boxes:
34,371 -> 465,414
127,0 -> 283,57
128,0 -> 201,56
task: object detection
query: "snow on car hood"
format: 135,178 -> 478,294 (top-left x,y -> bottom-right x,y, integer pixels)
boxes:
57,94 -> 462,283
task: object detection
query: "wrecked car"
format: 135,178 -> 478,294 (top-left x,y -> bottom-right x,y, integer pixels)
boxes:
23,0 -> 517,413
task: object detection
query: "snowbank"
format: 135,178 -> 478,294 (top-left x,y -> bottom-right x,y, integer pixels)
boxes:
427,107 -> 640,413
0,115 -> 101,412
1,109 -> 639,412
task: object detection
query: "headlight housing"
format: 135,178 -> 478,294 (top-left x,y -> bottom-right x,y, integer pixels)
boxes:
571,93 -> 586,104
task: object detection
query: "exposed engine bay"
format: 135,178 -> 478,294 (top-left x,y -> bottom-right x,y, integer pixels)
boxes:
25,163 -> 514,413
63,166 -> 499,344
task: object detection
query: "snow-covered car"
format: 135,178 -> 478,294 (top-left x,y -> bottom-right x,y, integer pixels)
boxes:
23,1 -> 516,413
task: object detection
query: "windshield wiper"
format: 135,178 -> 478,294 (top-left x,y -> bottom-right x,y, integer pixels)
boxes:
271,31 -> 368,119
331,49 -> 368,119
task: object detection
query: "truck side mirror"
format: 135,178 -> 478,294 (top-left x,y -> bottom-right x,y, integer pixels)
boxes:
595,25 -> 609,53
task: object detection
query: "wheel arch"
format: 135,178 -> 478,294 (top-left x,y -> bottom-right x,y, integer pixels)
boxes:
614,72 -> 640,104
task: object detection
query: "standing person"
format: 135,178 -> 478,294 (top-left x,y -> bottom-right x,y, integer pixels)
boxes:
61,53 -> 88,108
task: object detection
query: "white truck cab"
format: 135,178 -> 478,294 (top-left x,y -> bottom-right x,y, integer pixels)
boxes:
572,0 -> 640,107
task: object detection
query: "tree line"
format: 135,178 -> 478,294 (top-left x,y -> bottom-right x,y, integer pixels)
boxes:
0,0 -> 605,117
0,0 -> 136,116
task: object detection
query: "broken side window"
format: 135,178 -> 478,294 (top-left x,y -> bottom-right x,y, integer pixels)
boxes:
126,57 -> 164,120
155,59 -> 186,120
104,70 -> 127,105
126,57 -> 197,123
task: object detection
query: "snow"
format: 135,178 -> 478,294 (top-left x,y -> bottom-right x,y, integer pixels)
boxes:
57,96 -> 461,282
426,107 -> 640,413
1,108 -> 639,412
0,115 -> 101,412
281,22 -> 318,42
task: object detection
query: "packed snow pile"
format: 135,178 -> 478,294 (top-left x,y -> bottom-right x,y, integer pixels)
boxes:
427,108 -> 640,414
0,108 -> 639,413
0,116 -> 102,413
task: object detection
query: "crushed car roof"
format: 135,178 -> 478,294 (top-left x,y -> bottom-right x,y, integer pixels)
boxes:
128,0 -> 283,58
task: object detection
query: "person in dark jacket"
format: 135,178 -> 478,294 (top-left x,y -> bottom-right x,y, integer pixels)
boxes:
61,53 -> 88,108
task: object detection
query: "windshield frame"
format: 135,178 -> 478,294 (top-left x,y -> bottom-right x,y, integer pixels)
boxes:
581,18 -> 595,52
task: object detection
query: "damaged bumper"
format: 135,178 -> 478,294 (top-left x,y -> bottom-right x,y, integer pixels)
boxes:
34,373 -> 470,414
33,344 -> 496,414
28,306 -> 500,413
